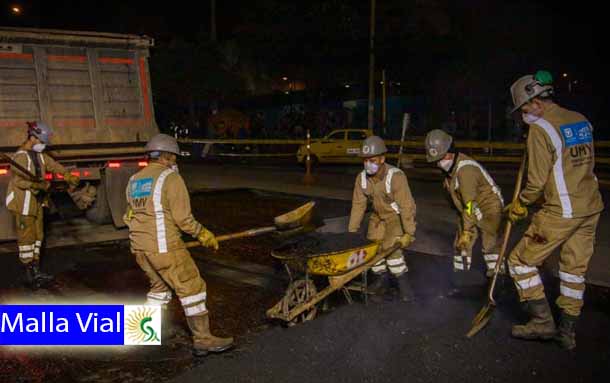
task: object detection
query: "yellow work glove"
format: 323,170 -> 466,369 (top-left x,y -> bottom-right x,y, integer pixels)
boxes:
456,230 -> 475,251
63,172 -> 80,188
395,233 -> 414,249
30,181 -> 50,195
197,227 -> 219,251
123,206 -> 134,224
504,198 -> 528,223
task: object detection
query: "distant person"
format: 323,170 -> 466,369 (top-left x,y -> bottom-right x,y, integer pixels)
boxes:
505,70 -> 604,350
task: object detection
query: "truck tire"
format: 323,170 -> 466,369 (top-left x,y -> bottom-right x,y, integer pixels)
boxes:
85,174 -> 113,225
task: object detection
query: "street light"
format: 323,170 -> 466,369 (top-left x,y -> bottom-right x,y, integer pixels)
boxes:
10,5 -> 22,15
562,73 -> 568,78
282,76 -> 288,81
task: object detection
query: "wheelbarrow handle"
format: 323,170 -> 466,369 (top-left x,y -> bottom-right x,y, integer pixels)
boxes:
185,226 -> 277,249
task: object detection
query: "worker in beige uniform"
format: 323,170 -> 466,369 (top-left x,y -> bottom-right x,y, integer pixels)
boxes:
348,136 -> 417,302
506,70 -> 604,350
424,129 -> 504,277
125,134 -> 233,357
5,121 -> 79,288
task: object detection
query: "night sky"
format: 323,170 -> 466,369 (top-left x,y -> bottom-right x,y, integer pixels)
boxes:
1,1 -> 606,134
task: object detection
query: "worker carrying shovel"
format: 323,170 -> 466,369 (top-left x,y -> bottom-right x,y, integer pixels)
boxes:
424,129 -> 505,279
4,121 -> 80,289
124,133 -> 233,357
348,136 -> 417,302
505,71 -> 604,350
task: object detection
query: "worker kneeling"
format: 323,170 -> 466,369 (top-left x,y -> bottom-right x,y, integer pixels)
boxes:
125,133 -> 233,357
348,136 -> 417,302
425,129 -> 504,278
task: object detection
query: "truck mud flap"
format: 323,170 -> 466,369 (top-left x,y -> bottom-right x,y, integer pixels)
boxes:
0,176 -> 16,241
104,164 -> 139,228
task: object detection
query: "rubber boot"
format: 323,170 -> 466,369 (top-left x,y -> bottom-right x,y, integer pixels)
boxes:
394,273 -> 415,302
186,314 -> 234,357
32,262 -> 54,288
511,298 -> 557,340
23,263 -> 36,289
555,312 -> 578,350
369,272 -> 391,303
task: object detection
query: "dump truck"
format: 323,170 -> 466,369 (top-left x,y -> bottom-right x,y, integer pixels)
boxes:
0,27 -> 158,241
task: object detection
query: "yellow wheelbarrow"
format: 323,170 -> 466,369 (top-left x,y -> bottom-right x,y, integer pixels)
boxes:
266,233 -> 400,326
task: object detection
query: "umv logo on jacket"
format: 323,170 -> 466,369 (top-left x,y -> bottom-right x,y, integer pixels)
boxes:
561,121 -> 594,166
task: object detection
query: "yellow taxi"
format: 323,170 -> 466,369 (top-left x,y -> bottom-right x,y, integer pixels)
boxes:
297,129 -> 373,165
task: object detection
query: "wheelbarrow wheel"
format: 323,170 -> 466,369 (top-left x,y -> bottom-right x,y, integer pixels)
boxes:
281,279 -> 318,326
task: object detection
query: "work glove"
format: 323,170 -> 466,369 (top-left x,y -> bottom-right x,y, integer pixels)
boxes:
504,198 -> 528,223
197,227 -> 219,251
395,233 -> 414,249
30,181 -> 50,195
456,230 -> 475,251
63,172 -> 80,188
123,206 -> 134,225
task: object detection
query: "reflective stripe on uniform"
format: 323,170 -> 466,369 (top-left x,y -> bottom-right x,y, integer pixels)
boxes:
152,169 -> 175,253
454,160 -> 504,206
19,252 -> 34,260
147,291 -> 172,303
180,291 -> 207,306
39,153 -> 45,165
22,191 -> 31,215
509,265 -> 538,276
559,271 -> 585,284
5,191 -> 14,207
184,302 -> 207,316
534,119 -> 573,218
560,285 -> 584,300
19,244 -> 35,251
515,275 -> 542,290
18,151 -> 33,215
372,259 -> 387,273
484,254 -> 499,262
360,167 -> 403,214
388,264 -> 407,275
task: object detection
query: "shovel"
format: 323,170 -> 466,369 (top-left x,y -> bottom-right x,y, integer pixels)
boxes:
0,152 -> 42,182
184,201 -> 316,248
466,153 -> 527,338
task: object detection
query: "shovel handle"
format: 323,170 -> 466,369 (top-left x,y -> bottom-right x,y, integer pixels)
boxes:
487,152 -> 527,303
185,226 -> 277,249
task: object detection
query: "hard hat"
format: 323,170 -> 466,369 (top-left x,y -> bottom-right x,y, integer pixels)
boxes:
510,70 -> 554,113
145,134 -> 181,155
27,121 -> 52,145
359,136 -> 388,158
425,129 -> 453,162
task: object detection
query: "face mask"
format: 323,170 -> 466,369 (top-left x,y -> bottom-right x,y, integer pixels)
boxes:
522,113 -> 540,124
32,143 -> 46,153
364,161 -> 379,175
438,158 -> 453,172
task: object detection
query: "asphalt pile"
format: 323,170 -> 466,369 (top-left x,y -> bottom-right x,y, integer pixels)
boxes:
274,232 -> 371,258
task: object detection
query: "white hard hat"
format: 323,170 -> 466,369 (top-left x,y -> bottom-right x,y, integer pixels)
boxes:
510,70 -> 554,113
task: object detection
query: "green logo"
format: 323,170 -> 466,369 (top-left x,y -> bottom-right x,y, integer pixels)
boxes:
126,307 -> 160,343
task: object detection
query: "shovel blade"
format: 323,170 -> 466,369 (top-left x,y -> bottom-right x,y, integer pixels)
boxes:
466,304 -> 494,338
274,201 -> 315,230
